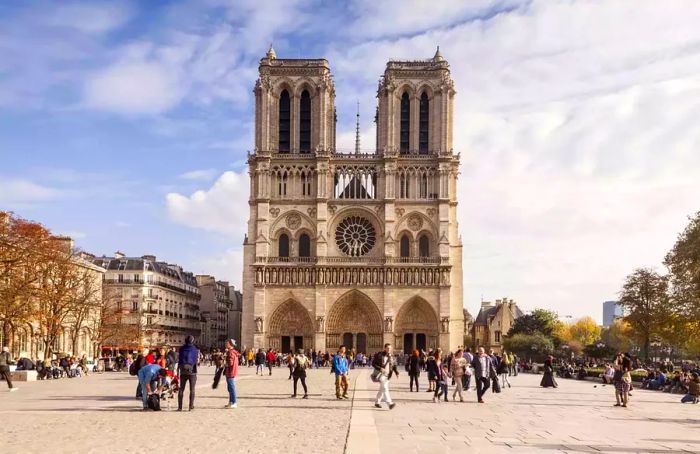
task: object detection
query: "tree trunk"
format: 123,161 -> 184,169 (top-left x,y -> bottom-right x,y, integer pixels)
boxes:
643,334 -> 650,361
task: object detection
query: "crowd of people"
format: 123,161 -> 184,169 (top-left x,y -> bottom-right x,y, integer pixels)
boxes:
0,346 -> 98,391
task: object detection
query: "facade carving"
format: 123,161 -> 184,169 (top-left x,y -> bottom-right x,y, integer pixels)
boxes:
241,48 -> 464,354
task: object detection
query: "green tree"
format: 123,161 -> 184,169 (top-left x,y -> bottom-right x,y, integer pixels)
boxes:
507,308 -> 560,337
618,268 -> 670,360
600,319 -> 635,353
664,211 -> 700,320
583,343 -> 616,359
502,333 -> 554,359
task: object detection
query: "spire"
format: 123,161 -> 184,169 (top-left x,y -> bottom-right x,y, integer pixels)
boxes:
266,44 -> 276,60
433,45 -> 444,62
355,101 -> 360,155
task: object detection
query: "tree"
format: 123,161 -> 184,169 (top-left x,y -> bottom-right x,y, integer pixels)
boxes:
583,343 -> 616,359
502,333 -> 554,359
601,319 -> 635,353
508,308 -> 561,337
618,268 -> 670,360
66,263 -> 103,355
664,211 -> 700,320
0,212 -> 53,349
569,316 -> 602,346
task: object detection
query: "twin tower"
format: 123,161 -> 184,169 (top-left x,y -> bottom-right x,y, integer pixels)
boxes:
241,47 -> 464,355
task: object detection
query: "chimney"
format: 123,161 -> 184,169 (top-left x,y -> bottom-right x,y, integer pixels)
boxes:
51,236 -> 74,254
481,300 -> 494,308
142,255 -> 156,262
114,251 -> 125,259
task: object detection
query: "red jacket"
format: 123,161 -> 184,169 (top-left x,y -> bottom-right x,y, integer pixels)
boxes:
267,351 -> 275,363
225,349 -> 239,379
145,353 -> 155,364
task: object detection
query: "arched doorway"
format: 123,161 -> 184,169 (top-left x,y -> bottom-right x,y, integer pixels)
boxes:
268,299 -> 314,353
394,297 -> 439,354
326,290 -> 383,354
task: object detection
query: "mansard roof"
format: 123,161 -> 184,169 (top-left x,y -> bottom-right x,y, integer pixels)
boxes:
93,256 -> 198,286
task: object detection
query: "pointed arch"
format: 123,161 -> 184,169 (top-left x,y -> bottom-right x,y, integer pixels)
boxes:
400,91 -> 410,153
299,89 -> 311,153
419,91 -> 429,154
268,299 -> 315,352
326,290 -> 383,352
279,89 -> 291,152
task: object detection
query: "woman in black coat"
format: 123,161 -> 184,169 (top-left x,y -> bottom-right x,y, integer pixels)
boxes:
541,355 -> 558,388
407,350 -> 421,392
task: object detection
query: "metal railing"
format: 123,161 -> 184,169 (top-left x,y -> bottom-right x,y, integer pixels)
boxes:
255,256 -> 447,265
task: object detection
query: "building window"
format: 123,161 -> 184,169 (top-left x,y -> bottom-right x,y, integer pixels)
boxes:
278,172 -> 287,196
299,90 -> 311,153
419,92 -> 429,154
399,174 -> 410,199
299,233 -> 311,257
418,235 -> 429,257
279,234 -> 290,258
400,234 -> 410,258
134,274 -> 140,283
301,171 -> 312,196
420,174 -> 428,198
400,92 -> 410,153
118,274 -> 124,283
495,331 -> 501,343
278,89 -> 291,152
132,301 -> 138,312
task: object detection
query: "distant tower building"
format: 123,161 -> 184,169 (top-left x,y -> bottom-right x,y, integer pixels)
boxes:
602,300 -> 623,327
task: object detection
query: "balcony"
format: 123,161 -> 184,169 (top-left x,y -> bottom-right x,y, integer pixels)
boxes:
255,256 -> 447,265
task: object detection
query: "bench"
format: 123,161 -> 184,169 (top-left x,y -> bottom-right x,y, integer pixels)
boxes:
9,370 -> 38,381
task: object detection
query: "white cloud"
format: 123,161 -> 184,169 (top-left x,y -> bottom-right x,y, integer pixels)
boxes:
84,61 -> 185,114
192,248 -> 244,289
46,2 -> 133,34
165,171 -> 249,238
178,169 -> 219,181
328,0 -> 700,321
0,178 -> 65,207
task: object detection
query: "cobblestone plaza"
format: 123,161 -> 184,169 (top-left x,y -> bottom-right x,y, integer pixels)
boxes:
1,367 -> 697,453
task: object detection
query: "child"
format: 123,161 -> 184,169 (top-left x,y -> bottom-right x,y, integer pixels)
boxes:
433,363 -> 451,403
681,373 -> 699,404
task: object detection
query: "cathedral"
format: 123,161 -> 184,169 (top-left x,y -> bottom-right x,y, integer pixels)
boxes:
241,47 -> 463,354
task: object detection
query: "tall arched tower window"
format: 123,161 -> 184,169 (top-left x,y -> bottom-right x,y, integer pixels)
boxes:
279,90 -> 291,152
418,235 -> 430,257
419,92 -> 429,154
299,90 -> 311,153
400,234 -> 410,258
279,234 -> 290,258
299,233 -> 311,257
400,92 -> 410,153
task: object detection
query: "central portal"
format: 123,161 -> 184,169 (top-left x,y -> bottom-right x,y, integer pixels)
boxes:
326,290 -> 383,354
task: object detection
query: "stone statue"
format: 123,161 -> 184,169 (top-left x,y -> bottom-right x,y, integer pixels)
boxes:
255,317 -> 264,333
384,316 -> 393,332
316,316 -> 325,332
441,317 -> 450,333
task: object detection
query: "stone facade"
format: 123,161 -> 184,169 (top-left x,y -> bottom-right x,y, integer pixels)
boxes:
196,276 -> 233,351
242,48 -> 463,354
93,253 -> 201,350
228,286 -> 243,347
471,298 -> 523,354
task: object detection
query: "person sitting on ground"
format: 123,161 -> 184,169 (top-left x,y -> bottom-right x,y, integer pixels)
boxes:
681,373 -> 699,404
15,355 -> 35,371
602,364 -> 615,384
577,365 -> 588,380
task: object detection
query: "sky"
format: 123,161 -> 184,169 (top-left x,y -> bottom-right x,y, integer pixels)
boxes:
1,0 -> 699,323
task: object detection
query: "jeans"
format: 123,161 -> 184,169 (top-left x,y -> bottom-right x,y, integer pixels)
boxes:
500,373 -> 511,388
476,376 -> 490,401
256,364 -> 264,374
681,394 -> 697,403
140,380 -> 157,408
226,377 -> 237,404
375,375 -> 393,405
335,374 -> 348,397
434,380 -> 448,400
293,376 -> 307,396
409,374 -> 419,392
462,374 -> 471,390
0,366 -> 13,389
178,373 -> 197,410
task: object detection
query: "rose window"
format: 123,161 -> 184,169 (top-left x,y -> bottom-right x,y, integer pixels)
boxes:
335,215 -> 376,257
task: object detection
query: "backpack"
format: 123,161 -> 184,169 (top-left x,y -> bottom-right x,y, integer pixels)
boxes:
129,361 -> 138,376
147,393 -> 161,411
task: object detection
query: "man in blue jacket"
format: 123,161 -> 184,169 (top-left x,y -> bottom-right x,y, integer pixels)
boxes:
178,335 -> 200,411
333,345 -> 349,400
137,363 -> 167,410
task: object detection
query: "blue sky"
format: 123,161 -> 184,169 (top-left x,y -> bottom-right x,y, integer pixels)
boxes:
1,0 -> 699,322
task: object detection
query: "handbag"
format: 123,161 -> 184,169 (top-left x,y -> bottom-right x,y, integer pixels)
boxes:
491,377 -> 501,393
370,369 -> 382,383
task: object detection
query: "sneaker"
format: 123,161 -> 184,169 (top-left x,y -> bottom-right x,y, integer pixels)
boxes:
342,395 -> 349,399
302,394 -> 308,399
460,398 -> 464,402
291,394 -> 297,398
9,388 -> 18,392
388,403 -> 396,410
224,403 -> 233,409
613,403 -> 621,407
374,403 -> 382,408
478,399 -> 484,403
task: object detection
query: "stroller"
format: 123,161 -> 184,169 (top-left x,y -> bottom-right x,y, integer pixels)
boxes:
158,373 -> 180,410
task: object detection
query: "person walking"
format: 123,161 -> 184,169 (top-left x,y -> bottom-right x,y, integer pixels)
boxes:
407,350 -> 421,392
450,348 -> 466,402
540,355 -> 558,388
425,350 -> 438,393
471,347 -> 496,403
166,347 -> 178,373
498,352 -> 511,389
372,343 -> 399,410
286,352 -> 294,380
255,349 -> 265,375
333,345 -> 349,400
212,348 -> 225,389
266,349 -> 275,376
462,348 -> 474,391
224,339 -> 239,408
291,349 -> 309,399
178,335 -> 200,411
0,346 -> 17,392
